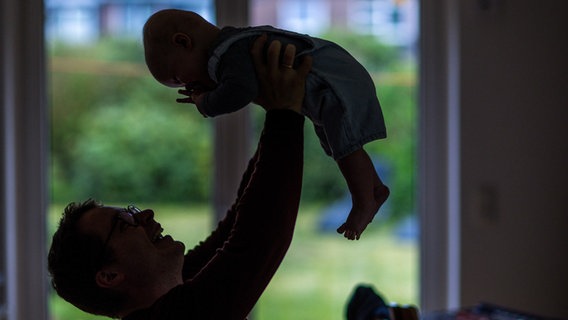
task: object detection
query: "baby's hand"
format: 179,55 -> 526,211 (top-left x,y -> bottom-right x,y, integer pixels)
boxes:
192,92 -> 208,117
177,83 -> 209,117
176,87 -> 194,104
176,82 -> 202,104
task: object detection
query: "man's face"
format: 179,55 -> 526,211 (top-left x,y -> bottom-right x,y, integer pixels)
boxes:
78,206 -> 185,286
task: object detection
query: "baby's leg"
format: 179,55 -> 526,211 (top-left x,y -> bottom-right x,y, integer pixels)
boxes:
336,148 -> 390,240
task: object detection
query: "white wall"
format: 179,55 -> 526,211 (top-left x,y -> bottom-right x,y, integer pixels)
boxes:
458,0 -> 568,318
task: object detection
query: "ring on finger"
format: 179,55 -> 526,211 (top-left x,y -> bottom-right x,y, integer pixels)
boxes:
281,63 -> 293,69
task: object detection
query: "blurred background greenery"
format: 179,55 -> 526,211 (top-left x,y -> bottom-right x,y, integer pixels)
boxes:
48,204 -> 417,320
48,30 -> 417,319
49,32 -> 416,221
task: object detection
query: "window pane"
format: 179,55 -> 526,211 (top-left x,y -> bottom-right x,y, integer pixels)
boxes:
46,1 -> 418,319
252,0 -> 419,318
46,1 -> 214,319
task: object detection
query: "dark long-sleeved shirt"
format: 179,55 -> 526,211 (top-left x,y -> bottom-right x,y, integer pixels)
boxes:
123,110 -> 304,319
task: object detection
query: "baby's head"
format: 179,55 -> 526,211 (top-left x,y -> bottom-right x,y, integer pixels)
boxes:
143,9 -> 219,88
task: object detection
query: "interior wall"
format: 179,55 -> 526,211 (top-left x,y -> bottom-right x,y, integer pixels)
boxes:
1,0 -> 48,319
458,0 -> 568,317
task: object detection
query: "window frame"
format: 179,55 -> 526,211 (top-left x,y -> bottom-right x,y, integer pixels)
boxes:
419,0 -> 461,312
0,0 -> 461,318
1,0 -> 49,319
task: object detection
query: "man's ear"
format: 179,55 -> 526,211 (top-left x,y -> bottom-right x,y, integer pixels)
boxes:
95,269 -> 125,289
172,32 -> 192,49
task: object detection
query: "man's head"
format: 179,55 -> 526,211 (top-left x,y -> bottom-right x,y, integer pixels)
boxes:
142,9 -> 219,88
48,199 -> 185,317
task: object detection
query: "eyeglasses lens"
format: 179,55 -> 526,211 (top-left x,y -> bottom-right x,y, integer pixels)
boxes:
120,205 -> 142,226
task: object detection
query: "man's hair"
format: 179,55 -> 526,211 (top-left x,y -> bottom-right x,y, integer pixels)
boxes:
48,199 -> 126,317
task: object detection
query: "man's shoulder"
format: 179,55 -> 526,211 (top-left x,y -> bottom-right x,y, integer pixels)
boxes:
122,284 -> 196,320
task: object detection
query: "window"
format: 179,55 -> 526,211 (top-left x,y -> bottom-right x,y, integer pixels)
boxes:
251,1 -> 419,318
349,0 -> 419,46
46,5 -> 99,44
276,0 -> 330,35
4,0 -> 470,319
45,1 -> 215,319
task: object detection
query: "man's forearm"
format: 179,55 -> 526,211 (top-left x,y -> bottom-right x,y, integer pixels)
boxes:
182,151 -> 260,280
187,109 -> 304,319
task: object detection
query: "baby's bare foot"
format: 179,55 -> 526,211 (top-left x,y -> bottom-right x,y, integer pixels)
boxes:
337,185 -> 390,240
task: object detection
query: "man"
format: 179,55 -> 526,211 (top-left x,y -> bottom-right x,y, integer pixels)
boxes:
48,35 -> 312,319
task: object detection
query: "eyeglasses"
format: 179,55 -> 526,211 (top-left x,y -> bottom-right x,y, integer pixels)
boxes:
98,205 -> 142,265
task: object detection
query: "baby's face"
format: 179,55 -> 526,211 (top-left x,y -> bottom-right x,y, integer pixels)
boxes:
147,51 -> 212,90
146,53 -> 191,88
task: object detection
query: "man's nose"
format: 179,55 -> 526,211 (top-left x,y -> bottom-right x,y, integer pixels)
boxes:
136,209 -> 155,224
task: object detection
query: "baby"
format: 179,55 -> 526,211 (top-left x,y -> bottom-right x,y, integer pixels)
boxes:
143,9 -> 390,240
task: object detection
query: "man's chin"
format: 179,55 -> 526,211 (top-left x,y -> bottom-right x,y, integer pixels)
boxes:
155,235 -> 185,253
175,241 -> 185,254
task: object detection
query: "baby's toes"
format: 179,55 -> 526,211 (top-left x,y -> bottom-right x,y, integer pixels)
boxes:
345,230 -> 357,240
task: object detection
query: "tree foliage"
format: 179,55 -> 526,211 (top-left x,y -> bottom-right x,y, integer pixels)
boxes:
49,33 -> 416,220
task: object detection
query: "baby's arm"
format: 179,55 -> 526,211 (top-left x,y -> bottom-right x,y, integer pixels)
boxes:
177,83 -> 210,117
203,58 -> 260,116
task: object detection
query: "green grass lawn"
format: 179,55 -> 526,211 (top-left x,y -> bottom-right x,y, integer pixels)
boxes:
47,203 -> 417,320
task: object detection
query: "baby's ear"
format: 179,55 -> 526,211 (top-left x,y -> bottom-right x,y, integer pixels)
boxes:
172,32 -> 192,49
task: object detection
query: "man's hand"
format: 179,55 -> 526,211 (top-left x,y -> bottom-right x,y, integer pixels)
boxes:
251,34 -> 312,113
